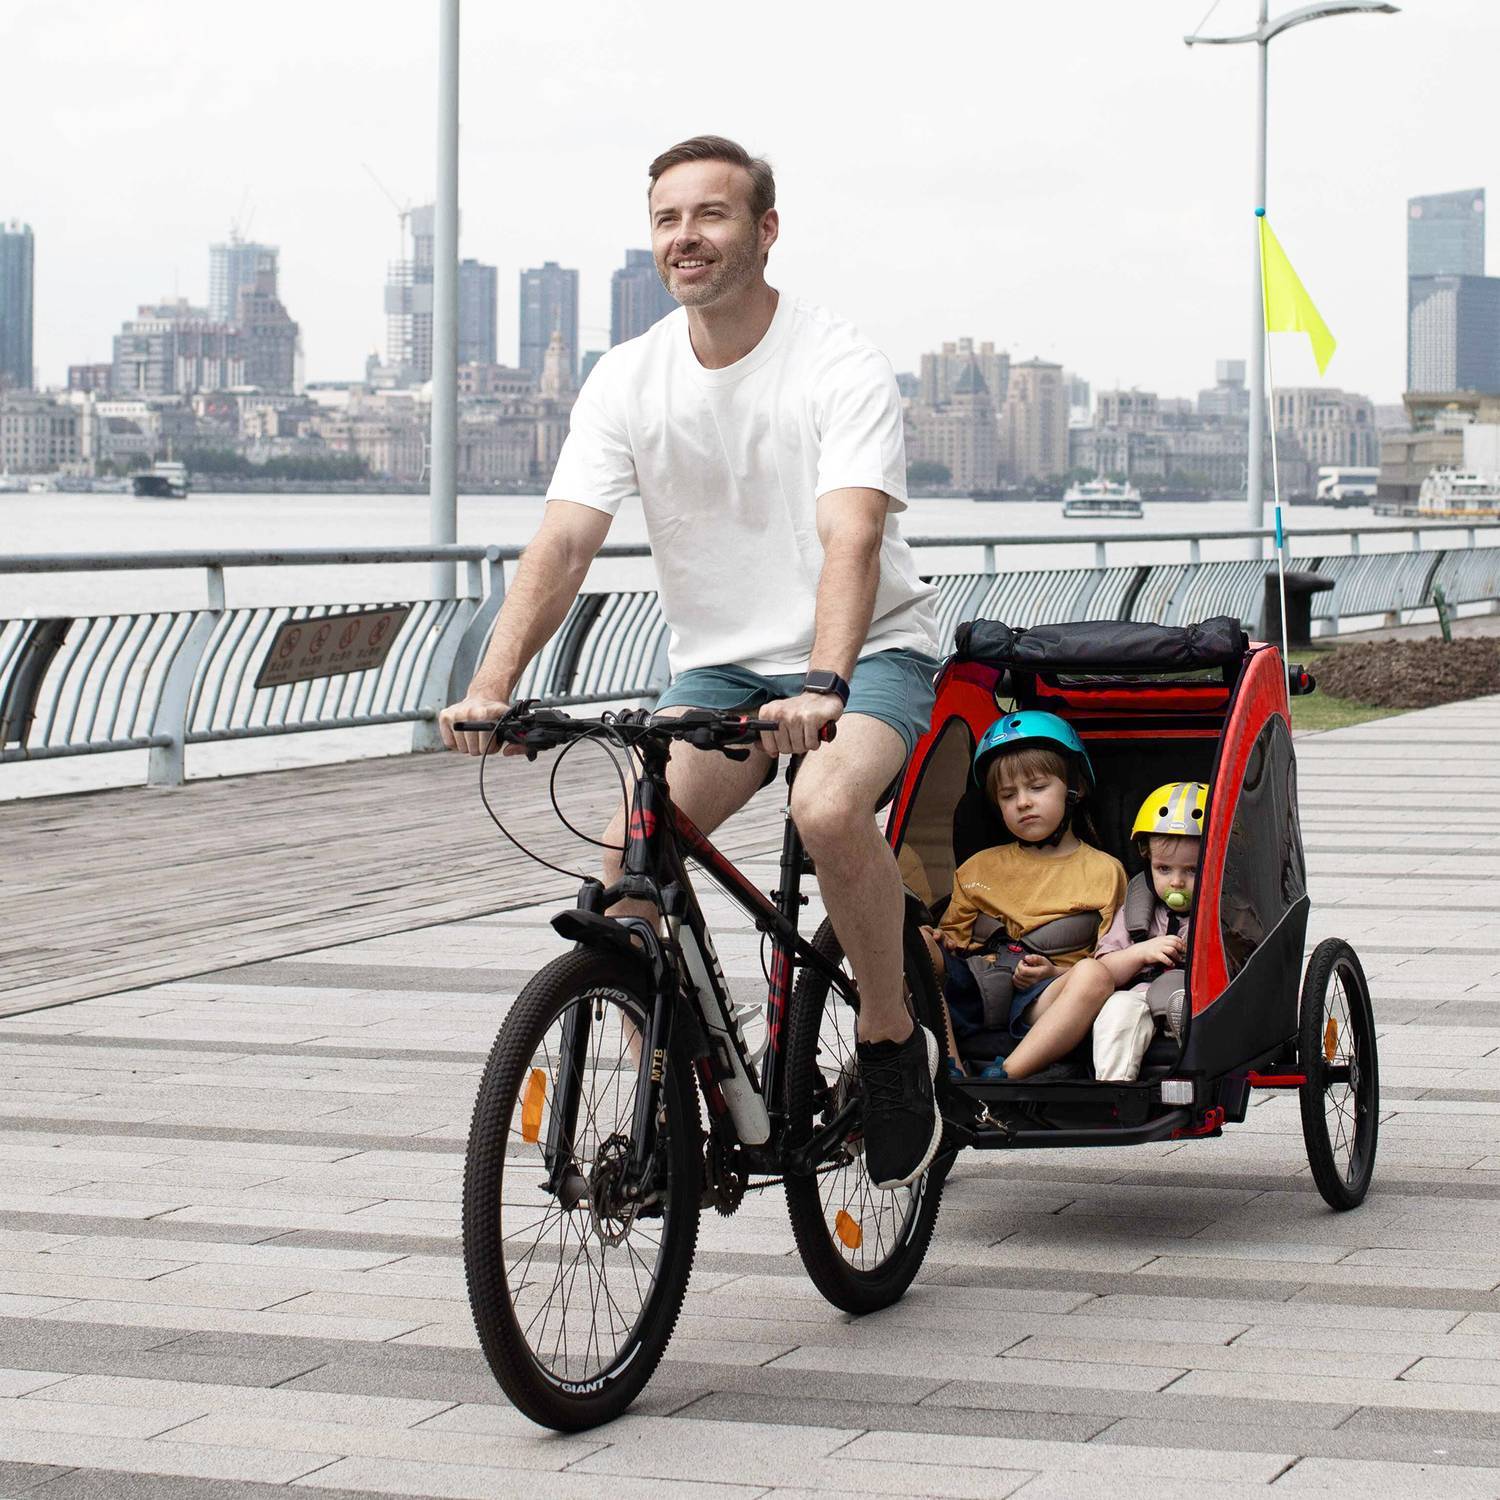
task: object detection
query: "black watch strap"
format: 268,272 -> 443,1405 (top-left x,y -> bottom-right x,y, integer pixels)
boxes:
802,669 -> 851,706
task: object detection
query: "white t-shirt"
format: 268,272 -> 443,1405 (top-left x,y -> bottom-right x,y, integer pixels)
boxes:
546,295 -> 941,676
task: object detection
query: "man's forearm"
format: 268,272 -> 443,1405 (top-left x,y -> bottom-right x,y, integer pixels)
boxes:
468,534 -> 589,699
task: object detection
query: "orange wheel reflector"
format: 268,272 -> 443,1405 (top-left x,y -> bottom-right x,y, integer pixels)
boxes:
521,1068 -> 547,1143
1323,1016 -> 1339,1062
834,1210 -> 863,1250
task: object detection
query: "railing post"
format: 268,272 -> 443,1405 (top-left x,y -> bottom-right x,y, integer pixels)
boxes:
982,544 -> 997,574
146,565 -> 224,788
412,547 -> 501,751
1188,537 -> 1202,565
1094,540 -> 1107,569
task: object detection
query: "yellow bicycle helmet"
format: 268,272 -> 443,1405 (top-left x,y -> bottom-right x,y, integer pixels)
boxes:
1132,781 -> 1208,840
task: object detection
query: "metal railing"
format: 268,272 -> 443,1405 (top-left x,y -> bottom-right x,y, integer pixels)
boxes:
3,520 -> 1496,787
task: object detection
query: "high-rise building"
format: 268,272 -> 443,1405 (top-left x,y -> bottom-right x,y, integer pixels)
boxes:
1095,389 -> 1159,430
233,250 -> 299,391
919,338 -> 1008,407
610,249 -> 675,346
111,301 -> 244,397
458,258 -> 498,367
1408,189 -> 1485,279
904,357 -> 998,493
385,205 -> 436,384
67,364 -> 113,393
210,238 -> 279,323
1408,275 -> 1500,393
519,261 -> 578,382
1,221 -> 35,390
1002,359 -> 1067,481
1197,359 -> 1250,421
1273,386 -> 1380,472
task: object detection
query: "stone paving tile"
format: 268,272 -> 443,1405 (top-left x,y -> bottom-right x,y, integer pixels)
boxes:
291,1460 -> 771,1499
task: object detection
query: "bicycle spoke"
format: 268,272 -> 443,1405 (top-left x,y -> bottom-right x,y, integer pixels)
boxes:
491,983 -> 671,1388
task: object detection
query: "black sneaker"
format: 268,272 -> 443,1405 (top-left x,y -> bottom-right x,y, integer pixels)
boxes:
857,1025 -> 942,1190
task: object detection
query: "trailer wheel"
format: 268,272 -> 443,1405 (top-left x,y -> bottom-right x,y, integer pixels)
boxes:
1297,939 -> 1379,1210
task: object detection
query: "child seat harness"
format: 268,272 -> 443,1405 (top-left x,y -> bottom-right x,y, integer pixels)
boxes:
965,910 -> 1100,1029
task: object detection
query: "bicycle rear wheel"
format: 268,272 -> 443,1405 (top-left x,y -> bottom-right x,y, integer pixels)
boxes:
462,949 -> 699,1430
1298,938 -> 1379,1211
783,914 -> 950,1314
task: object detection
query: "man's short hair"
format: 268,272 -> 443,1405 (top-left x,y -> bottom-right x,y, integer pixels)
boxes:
648,135 -> 775,221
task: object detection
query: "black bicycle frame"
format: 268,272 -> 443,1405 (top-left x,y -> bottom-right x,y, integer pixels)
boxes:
546,738 -> 857,1193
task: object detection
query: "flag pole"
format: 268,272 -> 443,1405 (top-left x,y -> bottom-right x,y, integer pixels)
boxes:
1257,209 -> 1293,691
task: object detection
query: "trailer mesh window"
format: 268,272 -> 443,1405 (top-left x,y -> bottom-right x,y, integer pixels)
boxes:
1220,715 -> 1306,978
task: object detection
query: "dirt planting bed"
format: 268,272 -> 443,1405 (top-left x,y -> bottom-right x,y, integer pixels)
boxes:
1314,636 -> 1500,709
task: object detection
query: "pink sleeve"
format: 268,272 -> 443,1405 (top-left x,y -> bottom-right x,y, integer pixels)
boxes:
1094,904 -> 1131,957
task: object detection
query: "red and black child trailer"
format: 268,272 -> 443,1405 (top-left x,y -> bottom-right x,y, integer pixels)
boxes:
888,614 -> 1379,1210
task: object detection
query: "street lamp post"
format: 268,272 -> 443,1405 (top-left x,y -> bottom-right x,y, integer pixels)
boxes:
1186,1 -> 1398,554
430,0 -> 460,598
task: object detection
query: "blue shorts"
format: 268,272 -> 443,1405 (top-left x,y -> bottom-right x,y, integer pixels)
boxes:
942,951 -> 1052,1041
655,648 -> 940,760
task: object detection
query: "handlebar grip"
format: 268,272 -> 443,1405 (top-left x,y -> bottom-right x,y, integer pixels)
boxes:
736,718 -> 837,743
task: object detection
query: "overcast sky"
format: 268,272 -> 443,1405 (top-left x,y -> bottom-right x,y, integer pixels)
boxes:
6,0 -> 1492,403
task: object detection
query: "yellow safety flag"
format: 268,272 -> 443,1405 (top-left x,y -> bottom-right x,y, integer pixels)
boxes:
1258,213 -> 1336,375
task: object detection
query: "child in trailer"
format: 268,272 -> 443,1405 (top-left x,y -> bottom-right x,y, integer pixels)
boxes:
921,712 -> 1126,1081
1091,782 -> 1206,1083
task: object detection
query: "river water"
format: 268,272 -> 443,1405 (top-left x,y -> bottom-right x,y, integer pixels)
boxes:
0,491 -> 1414,799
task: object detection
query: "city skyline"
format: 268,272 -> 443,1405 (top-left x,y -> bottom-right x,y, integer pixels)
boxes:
7,1 -> 1497,401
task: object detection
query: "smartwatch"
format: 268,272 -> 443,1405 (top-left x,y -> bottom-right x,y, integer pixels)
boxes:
802,669 -> 851,706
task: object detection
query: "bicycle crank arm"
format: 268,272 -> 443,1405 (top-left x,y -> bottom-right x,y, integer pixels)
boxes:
785,1097 -> 860,1176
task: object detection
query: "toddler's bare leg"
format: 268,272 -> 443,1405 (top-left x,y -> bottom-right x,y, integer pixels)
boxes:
1003,959 -> 1115,1079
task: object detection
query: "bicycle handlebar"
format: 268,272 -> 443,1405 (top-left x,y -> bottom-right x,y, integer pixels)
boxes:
453,704 -> 836,754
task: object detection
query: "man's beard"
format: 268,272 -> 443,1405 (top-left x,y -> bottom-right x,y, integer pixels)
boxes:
658,234 -> 761,308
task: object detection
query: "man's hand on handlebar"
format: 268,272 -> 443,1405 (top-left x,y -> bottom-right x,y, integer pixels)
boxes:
756,691 -> 843,758
440,694 -> 522,757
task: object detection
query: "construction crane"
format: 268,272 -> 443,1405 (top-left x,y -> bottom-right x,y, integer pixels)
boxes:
361,163 -> 414,263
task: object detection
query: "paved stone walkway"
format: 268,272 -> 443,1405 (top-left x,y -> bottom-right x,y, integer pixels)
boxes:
0,697 -> 1498,1497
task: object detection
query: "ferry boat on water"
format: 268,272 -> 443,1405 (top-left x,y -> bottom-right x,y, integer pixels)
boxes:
1061,478 -> 1144,519
1414,468 -> 1500,520
132,461 -> 189,499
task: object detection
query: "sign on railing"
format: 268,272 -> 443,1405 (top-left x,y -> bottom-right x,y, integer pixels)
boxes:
255,606 -> 412,689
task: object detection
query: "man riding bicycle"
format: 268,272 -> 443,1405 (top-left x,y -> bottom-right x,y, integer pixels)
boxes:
440,134 -> 943,1190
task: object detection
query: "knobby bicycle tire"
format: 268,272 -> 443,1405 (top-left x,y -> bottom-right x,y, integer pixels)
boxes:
783,913 -> 950,1314
462,948 -> 700,1429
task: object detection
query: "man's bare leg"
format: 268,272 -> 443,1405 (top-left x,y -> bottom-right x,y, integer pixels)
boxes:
787,714 -> 911,1044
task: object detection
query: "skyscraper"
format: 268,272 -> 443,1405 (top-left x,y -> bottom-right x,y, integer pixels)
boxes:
1001,359 -> 1068,482
235,254 -> 299,392
1408,275 -> 1500,394
610,249 -> 675,346
385,205 -> 436,384
1408,189 -> 1485,279
519,262 -> 578,382
210,238 -> 279,323
458,259 -> 498,366
1,221 -> 35,390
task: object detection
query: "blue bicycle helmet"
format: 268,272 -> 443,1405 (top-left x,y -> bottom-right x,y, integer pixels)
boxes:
972,710 -> 1095,793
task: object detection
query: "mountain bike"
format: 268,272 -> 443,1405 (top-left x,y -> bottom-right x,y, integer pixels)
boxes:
456,704 -> 953,1430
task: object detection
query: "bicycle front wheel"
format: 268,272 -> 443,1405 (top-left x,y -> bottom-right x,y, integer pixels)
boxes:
462,948 -> 700,1430
783,914 -> 950,1314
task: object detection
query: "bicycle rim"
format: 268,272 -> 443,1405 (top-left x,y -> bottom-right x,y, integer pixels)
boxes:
494,984 -> 673,1390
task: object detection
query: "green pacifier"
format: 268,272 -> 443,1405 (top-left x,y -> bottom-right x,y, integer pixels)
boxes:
1165,890 -> 1191,912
